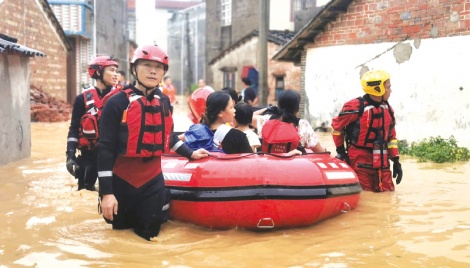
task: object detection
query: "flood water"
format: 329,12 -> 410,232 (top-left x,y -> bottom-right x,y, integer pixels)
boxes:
1,100 -> 469,267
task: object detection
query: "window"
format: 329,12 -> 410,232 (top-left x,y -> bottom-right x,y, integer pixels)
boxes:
223,71 -> 235,89
221,0 -> 232,26
275,76 -> 285,100
291,0 -> 316,20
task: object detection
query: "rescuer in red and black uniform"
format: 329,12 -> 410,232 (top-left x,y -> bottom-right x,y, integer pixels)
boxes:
66,56 -> 119,191
97,44 -> 209,241
331,70 -> 403,192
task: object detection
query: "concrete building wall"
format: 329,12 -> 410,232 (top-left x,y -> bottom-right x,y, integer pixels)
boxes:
96,0 -> 128,67
0,54 -> 31,165
0,0 -> 68,100
303,0 -> 470,148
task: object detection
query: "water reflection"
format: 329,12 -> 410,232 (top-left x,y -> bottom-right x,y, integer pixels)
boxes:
0,114 -> 469,267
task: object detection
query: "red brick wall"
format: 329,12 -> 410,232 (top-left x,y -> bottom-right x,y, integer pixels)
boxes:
0,0 -> 68,100
268,42 -> 301,103
312,0 -> 470,47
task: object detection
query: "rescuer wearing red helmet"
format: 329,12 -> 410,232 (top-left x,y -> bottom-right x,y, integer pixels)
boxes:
66,56 -> 119,191
331,69 -> 403,192
97,44 -> 209,241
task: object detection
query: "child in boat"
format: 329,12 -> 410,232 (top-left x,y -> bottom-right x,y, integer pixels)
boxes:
184,91 -> 253,154
253,89 -> 326,154
234,103 -> 261,153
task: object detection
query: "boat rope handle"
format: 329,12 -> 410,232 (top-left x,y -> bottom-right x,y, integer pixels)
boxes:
341,202 -> 351,213
163,151 -> 331,161
257,218 -> 275,229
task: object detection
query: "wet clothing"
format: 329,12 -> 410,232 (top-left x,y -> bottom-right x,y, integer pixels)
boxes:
331,95 -> 399,192
97,84 -> 194,240
67,87 -> 111,190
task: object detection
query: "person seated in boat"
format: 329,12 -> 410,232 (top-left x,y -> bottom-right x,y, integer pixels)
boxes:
254,89 -> 326,154
234,102 -> 261,153
183,91 -> 253,154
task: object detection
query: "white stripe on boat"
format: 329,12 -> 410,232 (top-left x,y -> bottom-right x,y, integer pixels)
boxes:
325,171 -> 356,180
317,163 -> 327,168
328,163 -> 339,168
339,163 -> 349,168
185,163 -> 200,169
164,173 -> 192,182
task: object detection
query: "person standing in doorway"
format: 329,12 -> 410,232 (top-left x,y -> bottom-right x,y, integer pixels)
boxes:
331,69 -> 403,192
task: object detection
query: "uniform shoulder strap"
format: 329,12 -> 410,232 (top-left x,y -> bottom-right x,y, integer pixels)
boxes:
356,96 -> 365,117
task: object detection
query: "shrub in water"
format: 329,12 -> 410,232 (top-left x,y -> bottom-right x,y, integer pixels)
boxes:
398,136 -> 470,163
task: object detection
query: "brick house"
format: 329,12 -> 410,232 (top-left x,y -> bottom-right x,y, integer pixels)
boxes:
209,30 -> 300,104
205,0 -> 298,88
0,0 -> 71,101
274,0 -> 470,148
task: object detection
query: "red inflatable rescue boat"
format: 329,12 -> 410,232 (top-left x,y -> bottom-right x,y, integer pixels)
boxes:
162,152 -> 362,230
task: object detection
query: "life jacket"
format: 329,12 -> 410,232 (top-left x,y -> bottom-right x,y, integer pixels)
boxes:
261,119 -> 299,153
118,88 -> 173,157
345,97 -> 395,150
77,87 -> 102,150
101,84 -> 123,106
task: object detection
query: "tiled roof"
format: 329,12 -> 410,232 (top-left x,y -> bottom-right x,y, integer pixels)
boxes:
0,37 -> 46,57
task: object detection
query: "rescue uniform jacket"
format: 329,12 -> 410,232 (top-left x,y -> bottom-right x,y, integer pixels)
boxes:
331,95 -> 399,158
97,85 -> 193,195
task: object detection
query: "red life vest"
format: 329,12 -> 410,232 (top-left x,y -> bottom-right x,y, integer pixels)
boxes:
101,84 -> 123,106
77,87 -> 102,150
118,88 -> 173,157
261,119 -> 299,153
346,98 -> 395,149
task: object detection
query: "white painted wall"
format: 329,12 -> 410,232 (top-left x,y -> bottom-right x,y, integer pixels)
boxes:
136,0 -> 169,52
305,35 -> 470,148
269,0 -> 294,31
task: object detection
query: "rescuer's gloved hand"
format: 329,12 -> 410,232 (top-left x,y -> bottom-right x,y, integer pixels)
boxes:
65,148 -> 79,177
335,145 -> 350,164
392,157 -> 403,184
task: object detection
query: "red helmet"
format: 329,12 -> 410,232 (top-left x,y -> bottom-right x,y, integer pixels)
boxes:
88,56 -> 119,79
131,45 -> 169,70
188,87 -> 214,124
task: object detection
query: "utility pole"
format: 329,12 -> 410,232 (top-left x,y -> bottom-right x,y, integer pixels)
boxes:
185,12 -> 193,96
258,0 -> 269,106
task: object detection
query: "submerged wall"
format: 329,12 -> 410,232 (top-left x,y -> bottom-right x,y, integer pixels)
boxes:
0,54 -> 31,165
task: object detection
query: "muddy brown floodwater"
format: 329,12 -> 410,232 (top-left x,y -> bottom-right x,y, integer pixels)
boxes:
0,100 -> 469,267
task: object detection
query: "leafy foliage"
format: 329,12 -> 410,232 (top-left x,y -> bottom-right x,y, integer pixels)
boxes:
398,136 -> 470,163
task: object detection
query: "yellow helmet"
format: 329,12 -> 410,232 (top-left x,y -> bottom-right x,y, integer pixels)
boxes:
361,70 -> 391,96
